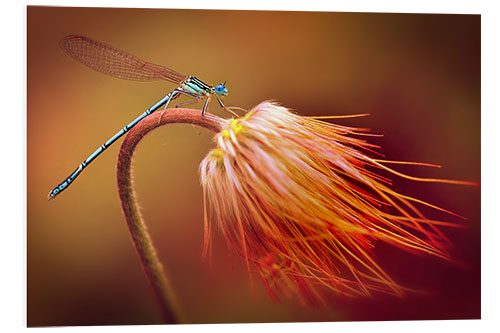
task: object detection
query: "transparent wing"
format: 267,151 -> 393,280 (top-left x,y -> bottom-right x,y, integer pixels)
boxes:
61,35 -> 186,83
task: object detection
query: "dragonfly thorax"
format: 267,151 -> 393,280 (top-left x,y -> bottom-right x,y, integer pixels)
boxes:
182,76 -> 228,97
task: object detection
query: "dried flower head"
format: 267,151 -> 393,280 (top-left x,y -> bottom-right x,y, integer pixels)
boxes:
199,101 -> 470,304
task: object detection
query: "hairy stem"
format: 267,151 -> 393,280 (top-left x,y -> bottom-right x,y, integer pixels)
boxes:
117,108 -> 224,324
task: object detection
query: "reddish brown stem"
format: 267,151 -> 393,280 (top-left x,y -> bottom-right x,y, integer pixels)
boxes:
117,109 -> 224,323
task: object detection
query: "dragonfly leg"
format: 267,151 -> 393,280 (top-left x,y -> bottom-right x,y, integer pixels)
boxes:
172,89 -> 200,100
214,94 -> 242,117
201,94 -> 211,116
158,89 -> 181,123
175,96 -> 204,108
158,89 -> 204,122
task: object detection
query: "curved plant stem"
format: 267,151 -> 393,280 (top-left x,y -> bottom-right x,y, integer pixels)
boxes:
117,108 -> 224,324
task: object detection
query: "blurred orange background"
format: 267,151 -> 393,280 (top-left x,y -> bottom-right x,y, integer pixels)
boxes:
27,7 -> 480,326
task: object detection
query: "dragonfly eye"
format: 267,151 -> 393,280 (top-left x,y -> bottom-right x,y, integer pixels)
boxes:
215,83 -> 228,95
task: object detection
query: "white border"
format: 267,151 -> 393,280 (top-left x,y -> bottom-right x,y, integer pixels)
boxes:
4,1 -> 498,332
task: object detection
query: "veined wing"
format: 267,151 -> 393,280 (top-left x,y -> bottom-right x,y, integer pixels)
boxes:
61,35 -> 186,83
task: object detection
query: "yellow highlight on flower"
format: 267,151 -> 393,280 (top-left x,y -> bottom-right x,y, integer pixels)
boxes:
222,118 -> 244,139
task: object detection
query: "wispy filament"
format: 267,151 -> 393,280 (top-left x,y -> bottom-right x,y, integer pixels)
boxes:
199,101 -> 472,304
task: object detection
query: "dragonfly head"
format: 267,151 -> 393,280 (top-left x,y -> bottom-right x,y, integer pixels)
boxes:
214,82 -> 228,96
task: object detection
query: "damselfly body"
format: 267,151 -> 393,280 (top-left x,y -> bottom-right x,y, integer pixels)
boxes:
48,35 -> 230,199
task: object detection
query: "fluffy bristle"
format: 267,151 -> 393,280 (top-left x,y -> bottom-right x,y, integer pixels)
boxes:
199,101 -> 466,303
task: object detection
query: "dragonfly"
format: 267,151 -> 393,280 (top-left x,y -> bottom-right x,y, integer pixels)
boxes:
48,34 -> 232,200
